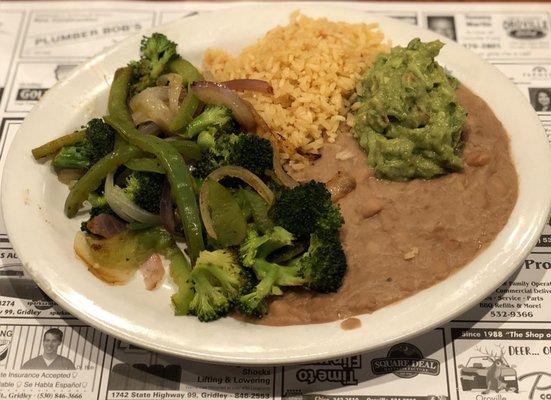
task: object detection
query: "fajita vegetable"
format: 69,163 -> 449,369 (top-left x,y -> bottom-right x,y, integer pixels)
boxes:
32,33 -> 348,323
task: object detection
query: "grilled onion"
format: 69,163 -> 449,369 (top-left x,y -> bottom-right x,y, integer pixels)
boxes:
104,173 -> 161,225
191,81 -> 257,132
129,86 -> 174,132
157,73 -> 183,113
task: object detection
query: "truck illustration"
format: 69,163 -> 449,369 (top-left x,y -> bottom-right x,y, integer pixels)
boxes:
458,346 -> 518,393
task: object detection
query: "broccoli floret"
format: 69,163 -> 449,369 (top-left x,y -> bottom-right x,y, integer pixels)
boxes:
237,270 -> 275,318
239,226 -> 293,267
237,227 -> 304,317
291,231 -> 347,293
193,134 -> 238,178
271,181 -> 344,239
130,33 -> 178,96
237,225 -> 348,317
188,250 -> 246,322
197,128 -> 217,151
229,134 -> 273,177
52,118 -> 115,170
185,106 -> 237,139
237,258 -> 303,318
89,195 -> 113,218
239,265 -> 259,296
86,118 -> 116,163
123,172 -> 164,213
193,133 -> 273,179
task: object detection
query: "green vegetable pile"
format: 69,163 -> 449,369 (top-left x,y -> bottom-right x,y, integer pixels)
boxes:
353,38 -> 466,181
32,33 -> 348,323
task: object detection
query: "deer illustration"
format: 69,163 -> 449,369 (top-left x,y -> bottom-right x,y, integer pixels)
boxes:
474,345 -> 508,393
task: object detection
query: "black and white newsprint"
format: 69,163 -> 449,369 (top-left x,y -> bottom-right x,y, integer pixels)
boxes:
0,2 -> 550,399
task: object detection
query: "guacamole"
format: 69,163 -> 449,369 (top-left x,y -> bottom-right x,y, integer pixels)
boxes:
353,38 -> 466,181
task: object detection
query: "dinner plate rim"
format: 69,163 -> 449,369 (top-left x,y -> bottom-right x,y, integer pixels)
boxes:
2,3 -> 551,365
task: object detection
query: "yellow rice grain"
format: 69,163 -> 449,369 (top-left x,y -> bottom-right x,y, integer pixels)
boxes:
203,11 -> 388,169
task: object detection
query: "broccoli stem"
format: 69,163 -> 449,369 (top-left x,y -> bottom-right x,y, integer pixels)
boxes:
105,67 -> 204,262
64,144 -> 144,217
253,259 -> 303,287
254,263 -> 279,293
32,130 -> 86,160
240,266 -> 278,314
165,246 -> 194,315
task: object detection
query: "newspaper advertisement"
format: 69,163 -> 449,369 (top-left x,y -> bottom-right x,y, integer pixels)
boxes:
0,1 -> 550,399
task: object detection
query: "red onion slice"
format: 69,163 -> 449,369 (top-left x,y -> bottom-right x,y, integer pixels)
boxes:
159,179 -> 176,235
191,81 -> 257,132
86,214 -> 127,239
221,79 -> 274,94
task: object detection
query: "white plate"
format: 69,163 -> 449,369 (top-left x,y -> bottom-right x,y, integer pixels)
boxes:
2,4 -> 551,365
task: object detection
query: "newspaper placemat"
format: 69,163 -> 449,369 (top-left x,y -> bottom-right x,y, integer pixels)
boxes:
0,2 -> 550,399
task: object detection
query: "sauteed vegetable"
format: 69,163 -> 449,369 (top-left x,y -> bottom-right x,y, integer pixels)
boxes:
32,33 -> 348,322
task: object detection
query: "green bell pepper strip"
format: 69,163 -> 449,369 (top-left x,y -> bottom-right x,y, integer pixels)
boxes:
107,115 -> 204,262
168,58 -> 203,85
164,245 -> 194,315
108,68 -> 135,127
167,59 -> 203,134
64,144 -> 144,217
64,68 -> 142,217
124,139 -> 201,174
166,139 -> 201,161
169,91 -> 200,134
236,188 -> 273,234
205,179 -> 247,247
124,158 -> 165,174
32,130 -> 85,159
105,67 -> 204,261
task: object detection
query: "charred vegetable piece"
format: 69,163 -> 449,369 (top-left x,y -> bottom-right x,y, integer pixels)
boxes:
74,226 -> 172,285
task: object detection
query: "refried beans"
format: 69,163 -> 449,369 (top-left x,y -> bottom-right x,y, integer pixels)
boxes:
252,85 -> 518,326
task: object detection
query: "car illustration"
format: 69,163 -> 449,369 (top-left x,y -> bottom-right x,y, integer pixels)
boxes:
458,355 -> 518,392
